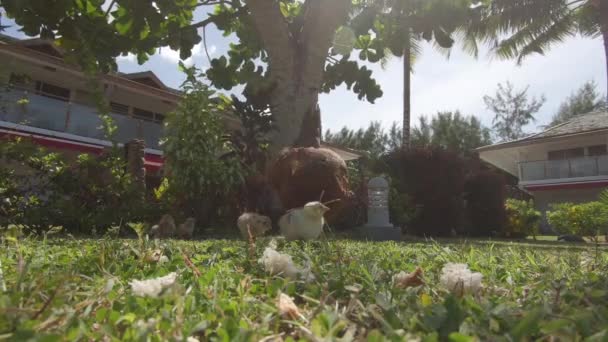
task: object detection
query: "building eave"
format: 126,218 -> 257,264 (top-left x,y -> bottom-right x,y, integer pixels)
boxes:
0,43 -> 182,102
477,128 -> 608,153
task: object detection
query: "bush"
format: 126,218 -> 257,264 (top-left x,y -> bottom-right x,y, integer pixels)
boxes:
0,138 -> 150,235
382,148 -> 466,236
504,199 -> 541,238
547,201 -> 608,239
161,71 -> 246,227
464,171 -> 506,236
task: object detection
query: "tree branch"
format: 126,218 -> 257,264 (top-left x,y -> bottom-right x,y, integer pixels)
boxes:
244,0 -> 295,82
298,0 -> 351,92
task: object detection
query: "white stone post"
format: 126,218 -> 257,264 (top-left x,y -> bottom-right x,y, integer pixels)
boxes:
365,177 -> 392,227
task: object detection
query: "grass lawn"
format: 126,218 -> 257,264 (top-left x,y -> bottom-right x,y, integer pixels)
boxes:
1,237 -> 608,341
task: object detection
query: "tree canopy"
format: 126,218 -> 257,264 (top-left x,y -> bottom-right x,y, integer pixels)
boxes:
0,0 -> 482,149
549,80 -> 607,127
483,81 -> 546,142
324,121 -> 401,157
465,0 -> 608,101
411,111 -> 492,155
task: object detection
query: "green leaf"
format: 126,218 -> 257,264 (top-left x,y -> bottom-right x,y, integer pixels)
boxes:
510,309 -> 544,341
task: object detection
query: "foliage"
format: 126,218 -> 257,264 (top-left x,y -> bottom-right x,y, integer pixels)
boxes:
224,95 -> 274,172
1,236 -> 608,340
483,81 -> 546,142
382,148 -> 467,236
0,138 -> 149,234
388,187 -> 418,230
411,111 -> 493,155
464,171 -> 506,236
324,121 -> 401,157
547,201 -> 608,238
161,69 -> 245,225
549,80 -> 607,126
467,0 -> 607,65
505,199 -> 542,238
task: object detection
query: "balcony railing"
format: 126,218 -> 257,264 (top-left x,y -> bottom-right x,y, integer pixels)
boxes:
0,89 -> 163,149
519,155 -> 608,182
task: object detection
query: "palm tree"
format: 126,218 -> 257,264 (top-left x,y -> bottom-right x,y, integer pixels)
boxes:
376,0 -> 473,149
465,0 -> 608,101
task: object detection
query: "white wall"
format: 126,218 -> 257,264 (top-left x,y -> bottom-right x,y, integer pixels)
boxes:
518,133 -> 608,162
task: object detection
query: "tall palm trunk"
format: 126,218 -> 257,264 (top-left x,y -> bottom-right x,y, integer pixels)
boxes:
601,0 -> 608,104
402,30 -> 411,149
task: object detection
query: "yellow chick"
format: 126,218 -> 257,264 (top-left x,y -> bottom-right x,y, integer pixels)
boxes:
279,201 -> 330,241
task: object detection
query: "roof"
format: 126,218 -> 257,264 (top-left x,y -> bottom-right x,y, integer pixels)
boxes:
478,110 -> 608,152
118,71 -> 180,93
320,142 -> 364,161
0,33 -> 182,96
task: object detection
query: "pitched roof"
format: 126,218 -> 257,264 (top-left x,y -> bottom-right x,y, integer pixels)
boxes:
1,33 -> 182,94
478,110 -> 608,151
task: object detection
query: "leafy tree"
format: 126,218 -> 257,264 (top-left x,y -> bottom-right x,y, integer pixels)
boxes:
483,81 -> 546,142
1,0 -> 385,150
324,121 -> 401,157
411,111 -> 492,155
466,0 -> 608,102
549,80 -> 607,126
161,70 -> 244,225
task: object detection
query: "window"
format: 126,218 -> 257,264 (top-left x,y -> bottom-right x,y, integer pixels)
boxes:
8,73 -> 31,87
548,148 -> 585,160
133,107 -> 155,121
133,107 -> 164,123
34,81 -> 70,101
110,102 -> 129,116
588,145 -> 607,156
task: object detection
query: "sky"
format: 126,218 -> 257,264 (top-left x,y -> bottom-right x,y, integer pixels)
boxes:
2,7 -> 605,135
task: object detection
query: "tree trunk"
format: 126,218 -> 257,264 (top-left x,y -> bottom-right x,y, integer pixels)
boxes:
402,30 -> 411,149
600,0 -> 608,104
245,0 -> 350,150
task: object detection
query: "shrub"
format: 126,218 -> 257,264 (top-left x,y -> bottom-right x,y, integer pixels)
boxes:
382,148 -> 466,236
504,199 -> 541,238
464,171 -> 506,236
547,201 -> 608,239
0,138 -> 149,234
161,70 -> 246,227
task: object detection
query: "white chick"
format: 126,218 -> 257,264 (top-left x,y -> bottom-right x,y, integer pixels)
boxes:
237,213 -> 272,239
279,201 -> 330,241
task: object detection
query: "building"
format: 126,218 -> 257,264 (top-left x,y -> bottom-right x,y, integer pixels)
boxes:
0,34 -> 360,177
478,111 -> 608,230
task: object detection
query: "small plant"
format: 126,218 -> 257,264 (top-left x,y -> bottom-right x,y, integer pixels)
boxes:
161,66 -> 245,226
505,199 -> 542,238
547,201 -> 608,241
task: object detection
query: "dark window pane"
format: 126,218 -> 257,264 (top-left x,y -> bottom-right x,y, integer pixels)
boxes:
133,107 -> 154,121
564,148 -> 584,159
589,145 -> 607,156
548,148 -> 584,160
110,102 -> 129,116
35,81 -> 70,101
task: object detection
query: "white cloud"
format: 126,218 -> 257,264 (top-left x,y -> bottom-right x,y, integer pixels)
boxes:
158,43 -> 216,66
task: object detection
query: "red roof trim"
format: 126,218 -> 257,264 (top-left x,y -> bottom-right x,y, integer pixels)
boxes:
1,130 -> 164,172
